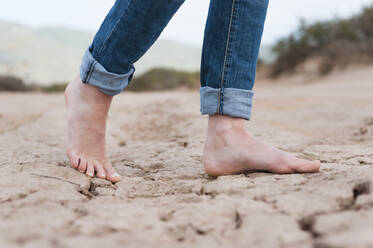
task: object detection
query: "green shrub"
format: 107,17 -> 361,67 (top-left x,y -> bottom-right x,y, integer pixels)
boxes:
41,82 -> 68,93
0,75 -> 33,92
127,68 -> 200,92
270,4 -> 373,77
0,69 -> 200,93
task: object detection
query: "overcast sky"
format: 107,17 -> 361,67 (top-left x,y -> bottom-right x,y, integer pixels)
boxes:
1,0 -> 372,45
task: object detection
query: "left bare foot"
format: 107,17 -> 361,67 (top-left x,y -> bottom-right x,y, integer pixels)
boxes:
65,75 -> 121,183
203,115 -> 321,176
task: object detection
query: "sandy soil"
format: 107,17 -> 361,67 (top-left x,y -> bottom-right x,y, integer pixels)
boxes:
0,66 -> 373,248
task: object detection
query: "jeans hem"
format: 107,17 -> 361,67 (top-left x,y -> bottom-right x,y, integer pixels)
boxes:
79,49 -> 135,96
200,86 -> 254,120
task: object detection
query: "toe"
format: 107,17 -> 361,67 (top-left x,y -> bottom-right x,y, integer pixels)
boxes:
77,157 -> 87,173
271,164 -> 293,174
104,162 -> 121,183
107,171 -> 121,183
86,160 -> 95,178
294,159 -> 321,173
71,156 -> 80,169
67,150 -> 80,169
94,161 -> 106,179
307,160 -> 321,172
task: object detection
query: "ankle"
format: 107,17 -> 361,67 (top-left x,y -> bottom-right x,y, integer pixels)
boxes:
208,115 -> 246,135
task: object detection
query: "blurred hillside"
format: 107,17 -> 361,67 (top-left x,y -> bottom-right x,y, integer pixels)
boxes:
0,20 -> 274,86
270,4 -> 373,78
0,20 -> 201,85
2,3 -> 372,92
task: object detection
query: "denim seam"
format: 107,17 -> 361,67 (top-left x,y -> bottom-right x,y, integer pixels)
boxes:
98,0 -> 135,56
86,61 -> 98,83
84,59 -> 95,82
217,88 -> 221,113
219,0 -> 237,114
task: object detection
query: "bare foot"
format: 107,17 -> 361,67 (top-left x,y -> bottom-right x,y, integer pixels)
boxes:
65,76 -> 121,182
203,115 -> 321,176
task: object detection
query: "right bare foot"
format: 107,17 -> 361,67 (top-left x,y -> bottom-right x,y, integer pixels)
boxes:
203,115 -> 321,176
65,76 -> 121,183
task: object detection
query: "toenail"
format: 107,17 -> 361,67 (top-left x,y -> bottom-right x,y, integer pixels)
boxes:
79,169 -> 85,173
112,173 -> 120,178
88,173 -> 93,177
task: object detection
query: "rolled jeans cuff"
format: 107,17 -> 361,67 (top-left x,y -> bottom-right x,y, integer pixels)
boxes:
79,49 -> 135,96
200,87 -> 254,120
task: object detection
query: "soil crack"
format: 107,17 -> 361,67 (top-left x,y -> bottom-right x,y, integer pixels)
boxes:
31,173 -> 80,186
353,181 -> 370,200
298,215 -> 321,238
76,179 -> 118,199
0,190 -> 37,204
338,181 -> 371,210
234,211 -> 243,229
188,223 -> 213,236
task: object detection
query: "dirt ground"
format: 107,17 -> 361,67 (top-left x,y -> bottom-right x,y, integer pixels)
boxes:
0,66 -> 373,248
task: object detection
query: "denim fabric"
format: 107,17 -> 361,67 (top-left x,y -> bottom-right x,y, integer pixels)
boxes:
80,0 -> 269,120
200,87 -> 254,119
80,50 -> 134,95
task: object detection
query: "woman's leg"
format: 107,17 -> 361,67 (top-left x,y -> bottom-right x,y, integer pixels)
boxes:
82,0 -> 186,95
66,0 -> 185,182
201,0 -> 321,175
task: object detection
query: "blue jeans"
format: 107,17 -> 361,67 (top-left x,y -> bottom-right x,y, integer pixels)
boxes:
80,0 -> 269,120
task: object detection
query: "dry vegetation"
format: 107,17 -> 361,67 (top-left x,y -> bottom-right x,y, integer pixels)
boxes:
127,68 -> 200,92
0,75 -> 34,92
0,69 -> 200,93
270,4 -> 373,77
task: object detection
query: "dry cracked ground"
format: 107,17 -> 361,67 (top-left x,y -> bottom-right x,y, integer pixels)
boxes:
0,67 -> 373,248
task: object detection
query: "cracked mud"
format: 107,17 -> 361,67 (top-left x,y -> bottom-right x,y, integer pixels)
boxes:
0,68 -> 373,247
